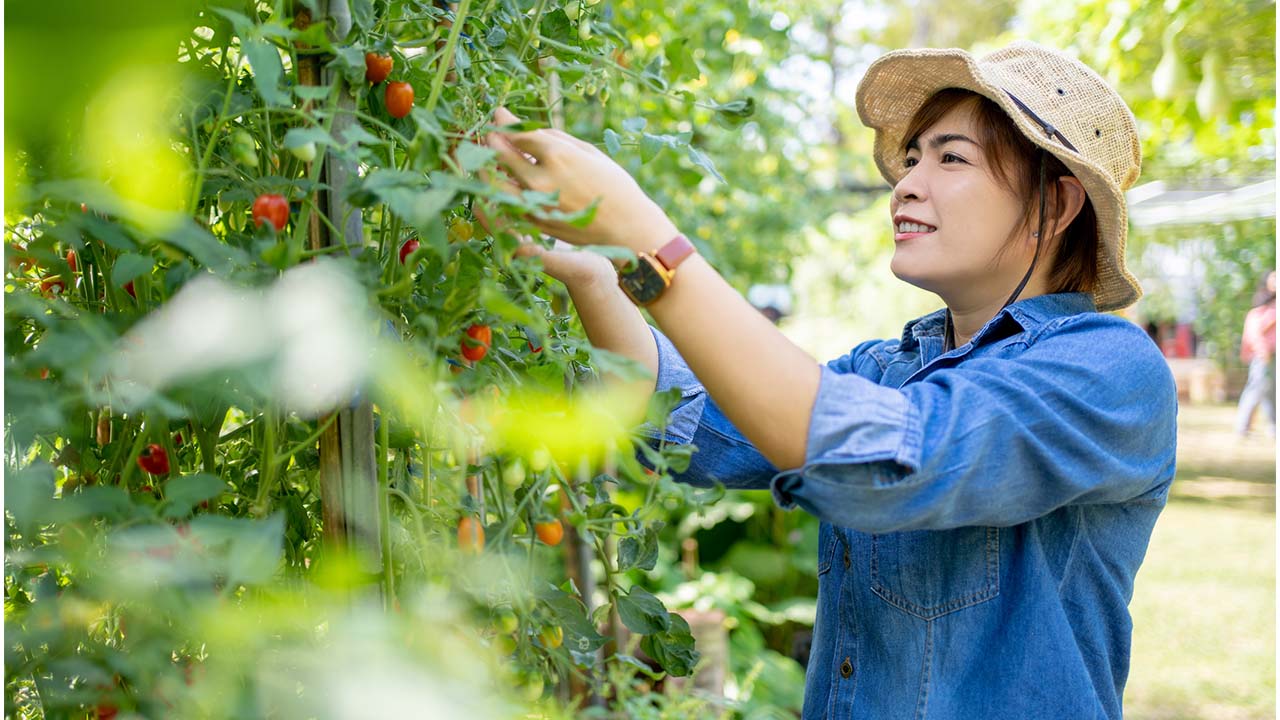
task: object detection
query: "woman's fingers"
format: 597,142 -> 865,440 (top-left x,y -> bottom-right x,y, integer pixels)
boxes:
484,131 -> 544,188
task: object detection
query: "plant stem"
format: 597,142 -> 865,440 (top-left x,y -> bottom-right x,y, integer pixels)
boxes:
425,0 -> 474,113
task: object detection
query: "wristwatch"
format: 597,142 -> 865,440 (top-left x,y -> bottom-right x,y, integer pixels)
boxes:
617,234 -> 697,306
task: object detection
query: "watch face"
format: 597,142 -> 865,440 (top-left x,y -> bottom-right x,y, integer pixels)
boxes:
619,258 -> 668,305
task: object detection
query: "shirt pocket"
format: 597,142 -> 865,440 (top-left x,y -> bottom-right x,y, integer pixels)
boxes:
870,526 -> 1000,620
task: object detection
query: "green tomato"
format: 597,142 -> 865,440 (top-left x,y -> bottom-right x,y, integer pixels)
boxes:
577,17 -> 592,41
495,608 -> 519,634
563,1 -> 581,20
518,672 -> 544,702
289,141 -> 317,163
231,130 -> 258,168
529,447 -> 551,473
502,459 -> 527,489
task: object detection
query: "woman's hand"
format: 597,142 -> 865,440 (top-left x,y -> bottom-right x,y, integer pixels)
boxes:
514,237 -> 617,293
481,107 -> 678,253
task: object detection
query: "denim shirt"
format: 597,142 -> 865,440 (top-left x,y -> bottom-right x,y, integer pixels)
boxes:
645,293 -> 1178,720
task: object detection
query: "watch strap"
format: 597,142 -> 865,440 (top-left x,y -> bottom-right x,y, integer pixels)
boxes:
654,234 -> 695,271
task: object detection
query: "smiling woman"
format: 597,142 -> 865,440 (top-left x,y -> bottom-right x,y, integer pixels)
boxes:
485,41 -> 1176,720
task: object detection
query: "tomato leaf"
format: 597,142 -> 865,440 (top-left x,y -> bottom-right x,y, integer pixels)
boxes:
349,0 -> 375,31
112,253 -> 154,286
621,116 -> 647,133
484,25 -> 508,48
455,141 -> 497,173
225,513 -> 285,587
664,38 -> 698,82
685,146 -> 725,183
615,586 -> 671,634
640,613 -> 699,677
161,474 -> 227,519
603,128 -> 622,156
639,133 -> 664,164
242,35 -> 290,107
618,526 -> 660,572
283,127 -> 333,150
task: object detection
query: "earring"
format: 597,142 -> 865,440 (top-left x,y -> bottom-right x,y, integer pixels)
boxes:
1032,231 -> 1040,238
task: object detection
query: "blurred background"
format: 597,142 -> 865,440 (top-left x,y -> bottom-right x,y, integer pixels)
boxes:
6,0 -> 1275,718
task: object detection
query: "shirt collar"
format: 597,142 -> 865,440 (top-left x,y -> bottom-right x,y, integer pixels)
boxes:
899,292 -> 1096,350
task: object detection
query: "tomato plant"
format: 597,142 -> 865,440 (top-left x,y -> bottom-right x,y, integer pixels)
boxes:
2,0 -> 807,715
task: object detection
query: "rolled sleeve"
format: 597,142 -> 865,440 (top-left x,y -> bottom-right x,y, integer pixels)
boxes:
639,326 -> 706,445
804,365 -> 923,470
772,316 -> 1178,533
636,326 -> 777,490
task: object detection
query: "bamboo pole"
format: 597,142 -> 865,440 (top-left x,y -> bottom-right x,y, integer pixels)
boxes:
296,0 -> 382,579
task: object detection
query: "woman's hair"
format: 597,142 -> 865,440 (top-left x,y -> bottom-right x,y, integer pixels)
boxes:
901,88 -> 1100,295
1252,271 -> 1276,307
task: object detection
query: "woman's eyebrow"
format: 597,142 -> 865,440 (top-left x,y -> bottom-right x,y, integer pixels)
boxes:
905,133 -> 983,152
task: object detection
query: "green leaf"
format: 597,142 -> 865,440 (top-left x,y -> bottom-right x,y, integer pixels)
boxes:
293,84 -> 333,101
328,46 -> 367,88
580,244 -> 635,265
283,127 -> 333,149
480,284 -> 536,325
112,253 -> 154,286
161,474 -> 227,519
485,24 -> 508,48
455,141 -> 497,173
618,526 -> 660,572
603,128 -> 622,156
664,38 -> 698,81
349,0 -> 374,31
242,35 -> 289,106
539,10 -> 576,44
685,146 -> 725,183
713,97 -> 756,128
639,133 -> 664,164
540,585 -> 608,652
640,613 -> 700,677
226,513 -> 285,586
616,586 -> 672,634
621,117 -> 647,133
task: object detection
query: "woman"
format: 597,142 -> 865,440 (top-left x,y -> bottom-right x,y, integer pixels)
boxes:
1235,270 -> 1276,437
483,42 -> 1176,719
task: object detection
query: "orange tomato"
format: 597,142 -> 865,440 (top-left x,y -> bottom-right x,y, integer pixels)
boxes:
461,324 -> 491,362
385,81 -> 415,119
535,519 -> 564,546
365,52 -> 393,84
458,516 -> 485,553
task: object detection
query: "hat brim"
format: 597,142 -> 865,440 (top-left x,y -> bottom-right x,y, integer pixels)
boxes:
855,48 -> 1141,312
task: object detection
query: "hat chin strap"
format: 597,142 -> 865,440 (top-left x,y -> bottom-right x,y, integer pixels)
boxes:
1002,150 -> 1049,309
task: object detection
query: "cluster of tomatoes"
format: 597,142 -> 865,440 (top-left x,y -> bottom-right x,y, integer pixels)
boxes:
365,51 -> 415,119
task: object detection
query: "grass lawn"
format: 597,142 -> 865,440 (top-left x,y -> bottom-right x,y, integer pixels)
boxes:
1124,404 -> 1276,720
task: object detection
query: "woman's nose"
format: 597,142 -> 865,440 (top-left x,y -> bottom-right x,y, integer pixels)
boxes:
893,167 -> 926,204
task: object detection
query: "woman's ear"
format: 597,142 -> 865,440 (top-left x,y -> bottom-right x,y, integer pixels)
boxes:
1050,176 -> 1087,239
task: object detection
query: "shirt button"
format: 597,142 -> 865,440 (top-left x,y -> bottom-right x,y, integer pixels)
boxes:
840,658 -> 853,679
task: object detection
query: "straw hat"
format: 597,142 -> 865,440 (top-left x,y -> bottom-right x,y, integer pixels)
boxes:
855,41 -> 1143,311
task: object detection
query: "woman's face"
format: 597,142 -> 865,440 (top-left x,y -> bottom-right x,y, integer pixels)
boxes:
888,102 -> 1033,306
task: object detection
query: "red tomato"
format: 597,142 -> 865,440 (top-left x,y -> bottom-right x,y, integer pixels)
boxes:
458,516 -> 485,553
535,519 -> 564,546
251,193 -> 289,231
461,324 -> 492,362
66,249 -> 78,272
123,281 -> 136,299
385,81 -> 414,119
398,238 -> 420,265
40,277 -> 65,297
365,52 -> 393,84
137,443 -> 170,475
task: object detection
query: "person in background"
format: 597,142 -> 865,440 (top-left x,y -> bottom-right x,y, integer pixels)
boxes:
1235,269 -> 1276,438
